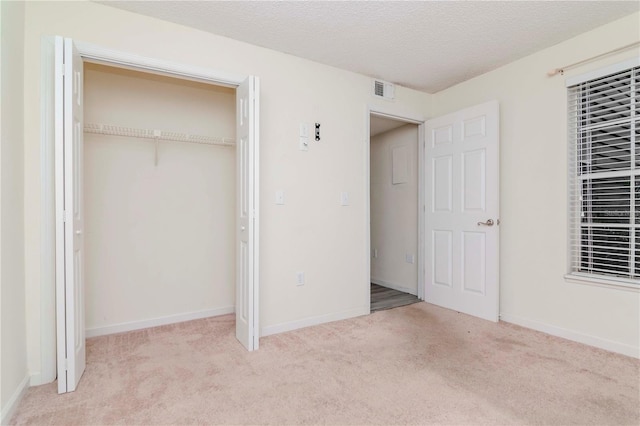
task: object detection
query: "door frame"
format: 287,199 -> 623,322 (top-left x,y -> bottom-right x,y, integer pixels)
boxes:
42,39 -> 260,387
365,104 -> 426,311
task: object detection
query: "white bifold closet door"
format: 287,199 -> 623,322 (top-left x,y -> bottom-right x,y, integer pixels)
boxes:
55,36 -> 86,394
235,76 -> 260,351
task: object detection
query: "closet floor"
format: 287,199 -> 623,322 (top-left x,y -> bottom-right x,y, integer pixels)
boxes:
370,283 -> 420,312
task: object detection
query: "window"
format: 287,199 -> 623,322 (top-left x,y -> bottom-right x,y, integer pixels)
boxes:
567,62 -> 639,287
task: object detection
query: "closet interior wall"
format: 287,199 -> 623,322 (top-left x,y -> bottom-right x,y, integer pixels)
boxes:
83,63 -> 236,336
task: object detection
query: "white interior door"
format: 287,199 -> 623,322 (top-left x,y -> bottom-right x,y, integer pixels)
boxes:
425,101 -> 499,322
236,76 -> 260,351
55,37 -> 86,393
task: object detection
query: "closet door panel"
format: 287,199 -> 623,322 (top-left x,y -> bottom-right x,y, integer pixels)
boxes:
235,76 -> 259,351
55,36 -> 86,394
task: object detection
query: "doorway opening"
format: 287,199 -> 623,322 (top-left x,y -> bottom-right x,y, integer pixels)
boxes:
368,113 -> 423,312
365,102 -> 500,319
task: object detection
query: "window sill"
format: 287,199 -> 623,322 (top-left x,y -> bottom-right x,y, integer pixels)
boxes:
564,273 -> 639,292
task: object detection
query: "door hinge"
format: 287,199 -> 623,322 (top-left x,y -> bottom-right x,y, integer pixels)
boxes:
64,358 -> 68,371
61,63 -> 66,77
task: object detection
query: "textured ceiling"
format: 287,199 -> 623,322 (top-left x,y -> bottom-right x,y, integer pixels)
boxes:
99,1 -> 639,93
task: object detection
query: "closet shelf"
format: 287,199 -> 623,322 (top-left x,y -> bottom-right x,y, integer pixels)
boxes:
84,123 -> 235,147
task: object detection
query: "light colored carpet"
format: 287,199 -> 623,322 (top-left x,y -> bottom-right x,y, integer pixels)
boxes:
10,302 -> 640,425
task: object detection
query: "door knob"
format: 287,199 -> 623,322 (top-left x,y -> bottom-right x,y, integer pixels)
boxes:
241,225 -> 246,231
477,219 -> 494,226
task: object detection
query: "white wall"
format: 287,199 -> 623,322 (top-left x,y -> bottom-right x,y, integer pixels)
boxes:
0,0 -> 28,422
22,0 -> 432,380
83,64 -> 236,335
432,12 -> 640,357
370,124 -> 418,294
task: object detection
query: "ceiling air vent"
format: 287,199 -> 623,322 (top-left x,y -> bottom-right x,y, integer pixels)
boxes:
373,79 -> 395,100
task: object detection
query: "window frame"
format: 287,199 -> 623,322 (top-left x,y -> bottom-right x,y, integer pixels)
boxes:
565,57 -> 640,291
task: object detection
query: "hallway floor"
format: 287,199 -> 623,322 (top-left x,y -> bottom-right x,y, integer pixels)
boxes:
370,283 -> 419,312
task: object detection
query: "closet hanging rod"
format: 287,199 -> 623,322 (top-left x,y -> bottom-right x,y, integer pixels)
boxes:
84,123 -> 235,147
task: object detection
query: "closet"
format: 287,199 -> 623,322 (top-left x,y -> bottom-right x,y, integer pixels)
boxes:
83,63 -> 236,336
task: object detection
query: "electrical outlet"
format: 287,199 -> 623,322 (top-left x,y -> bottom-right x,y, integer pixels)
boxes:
405,254 -> 415,264
275,190 -> 285,205
296,271 -> 305,286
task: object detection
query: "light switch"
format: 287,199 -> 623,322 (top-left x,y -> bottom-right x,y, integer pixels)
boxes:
275,190 -> 285,205
299,123 -> 309,137
340,192 -> 349,206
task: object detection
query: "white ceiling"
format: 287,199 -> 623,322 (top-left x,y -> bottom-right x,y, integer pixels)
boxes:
99,1 -> 639,93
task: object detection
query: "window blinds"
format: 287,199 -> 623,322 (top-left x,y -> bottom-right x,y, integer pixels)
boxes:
567,65 -> 639,284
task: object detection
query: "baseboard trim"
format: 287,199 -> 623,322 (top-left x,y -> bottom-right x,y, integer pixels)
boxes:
86,306 -> 235,338
371,278 -> 418,296
261,307 -> 370,337
500,313 -> 639,359
1,375 -> 29,425
29,372 -> 42,387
